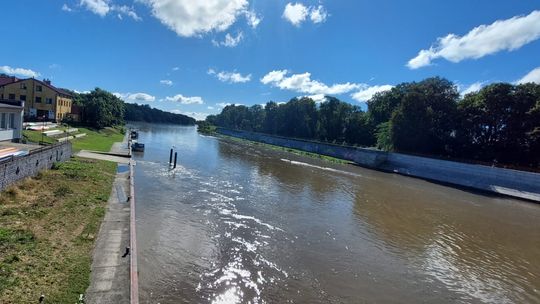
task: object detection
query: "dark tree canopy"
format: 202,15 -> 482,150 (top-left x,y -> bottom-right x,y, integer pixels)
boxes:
80,88 -> 125,129
206,77 -> 540,168
124,103 -> 196,125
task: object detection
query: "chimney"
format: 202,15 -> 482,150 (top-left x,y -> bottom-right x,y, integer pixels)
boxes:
44,79 -> 51,85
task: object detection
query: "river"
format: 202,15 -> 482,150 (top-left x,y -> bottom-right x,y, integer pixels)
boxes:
131,123 -> 540,304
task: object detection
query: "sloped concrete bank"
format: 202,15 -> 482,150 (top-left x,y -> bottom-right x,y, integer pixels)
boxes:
217,128 -> 540,202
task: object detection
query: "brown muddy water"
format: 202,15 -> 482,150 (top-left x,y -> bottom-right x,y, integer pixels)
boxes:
132,124 -> 540,304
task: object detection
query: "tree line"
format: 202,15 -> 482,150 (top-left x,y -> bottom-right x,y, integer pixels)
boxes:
67,88 -> 195,128
206,77 -> 540,168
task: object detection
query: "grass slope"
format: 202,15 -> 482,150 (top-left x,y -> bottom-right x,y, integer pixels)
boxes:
23,126 -> 125,153
0,157 -> 116,303
70,127 -> 124,152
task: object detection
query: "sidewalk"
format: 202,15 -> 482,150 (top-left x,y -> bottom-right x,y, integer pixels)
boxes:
85,132 -> 132,303
85,168 -> 131,303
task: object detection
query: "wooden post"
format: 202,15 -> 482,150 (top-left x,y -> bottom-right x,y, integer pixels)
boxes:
173,152 -> 177,169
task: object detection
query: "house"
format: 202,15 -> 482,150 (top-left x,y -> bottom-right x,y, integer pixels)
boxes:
70,104 -> 82,122
0,74 -> 73,122
0,99 -> 24,142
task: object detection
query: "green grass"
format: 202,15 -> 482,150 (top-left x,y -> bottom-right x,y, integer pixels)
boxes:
23,126 -> 125,153
70,126 -> 124,152
0,157 -> 116,303
22,130 -> 56,145
220,134 -> 351,164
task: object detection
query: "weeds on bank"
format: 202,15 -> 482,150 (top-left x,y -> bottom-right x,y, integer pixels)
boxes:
0,157 -> 116,303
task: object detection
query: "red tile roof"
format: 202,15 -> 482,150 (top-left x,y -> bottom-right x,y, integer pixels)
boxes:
0,75 -> 19,86
0,77 -> 73,97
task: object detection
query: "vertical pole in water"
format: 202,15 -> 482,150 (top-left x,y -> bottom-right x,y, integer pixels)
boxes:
169,148 -> 173,164
173,152 -> 178,169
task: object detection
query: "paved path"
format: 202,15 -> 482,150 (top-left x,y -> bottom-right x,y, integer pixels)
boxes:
110,132 -> 131,156
76,150 -> 130,164
85,132 -> 134,303
85,169 -> 131,303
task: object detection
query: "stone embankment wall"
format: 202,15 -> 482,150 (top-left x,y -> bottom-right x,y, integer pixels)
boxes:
0,142 -> 72,190
217,128 -> 540,202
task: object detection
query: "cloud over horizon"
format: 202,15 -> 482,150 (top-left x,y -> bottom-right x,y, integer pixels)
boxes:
164,94 -> 204,104
0,65 -> 40,78
517,66 -> 540,84
261,70 -> 360,95
113,92 -> 156,103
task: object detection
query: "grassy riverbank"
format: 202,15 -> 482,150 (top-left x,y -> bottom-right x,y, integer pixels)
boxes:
219,134 -> 351,164
23,126 -> 125,152
0,157 -> 116,303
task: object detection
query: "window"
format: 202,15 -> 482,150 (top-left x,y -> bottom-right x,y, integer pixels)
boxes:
46,98 -> 53,104
9,113 -> 15,129
35,97 -> 42,103
20,83 -> 27,90
0,113 -> 6,129
8,94 -> 15,100
36,85 -> 42,92
20,95 -> 26,101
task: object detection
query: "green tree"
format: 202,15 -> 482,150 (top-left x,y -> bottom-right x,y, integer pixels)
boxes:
81,88 -> 125,128
390,77 -> 458,155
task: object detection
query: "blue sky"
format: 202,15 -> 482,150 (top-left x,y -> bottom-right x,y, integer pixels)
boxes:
1,1 -> 540,120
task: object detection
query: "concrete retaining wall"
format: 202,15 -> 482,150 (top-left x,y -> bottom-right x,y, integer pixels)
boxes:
217,128 -> 540,202
0,143 -> 72,190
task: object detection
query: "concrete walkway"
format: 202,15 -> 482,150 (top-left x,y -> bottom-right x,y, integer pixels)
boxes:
85,169 -> 131,303
76,150 -> 130,164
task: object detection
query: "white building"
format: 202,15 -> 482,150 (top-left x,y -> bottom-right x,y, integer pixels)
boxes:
0,100 -> 24,142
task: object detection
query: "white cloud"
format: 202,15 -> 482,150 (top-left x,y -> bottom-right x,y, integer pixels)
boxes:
160,79 -> 173,86
164,94 -> 204,104
80,0 -> 110,17
171,110 -> 208,120
216,102 -> 243,108
351,85 -> 393,102
461,82 -> 485,95
0,65 -> 40,78
517,66 -> 540,84
213,32 -> 244,47
283,3 -> 328,26
62,4 -> 73,12
283,3 -> 308,26
408,10 -> 540,69
172,66 -> 180,71
207,106 -> 215,110
140,0 -> 249,37
306,94 -> 327,103
261,70 -> 360,95
309,5 -> 328,23
245,10 -> 261,29
114,92 -> 156,103
79,0 -> 141,20
74,90 -> 91,94
113,5 -> 142,21
216,102 -> 231,108
208,69 -> 251,83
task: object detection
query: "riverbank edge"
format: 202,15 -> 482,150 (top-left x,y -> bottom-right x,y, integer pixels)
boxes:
216,133 -> 351,164
85,131 -> 139,303
215,128 -> 540,203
